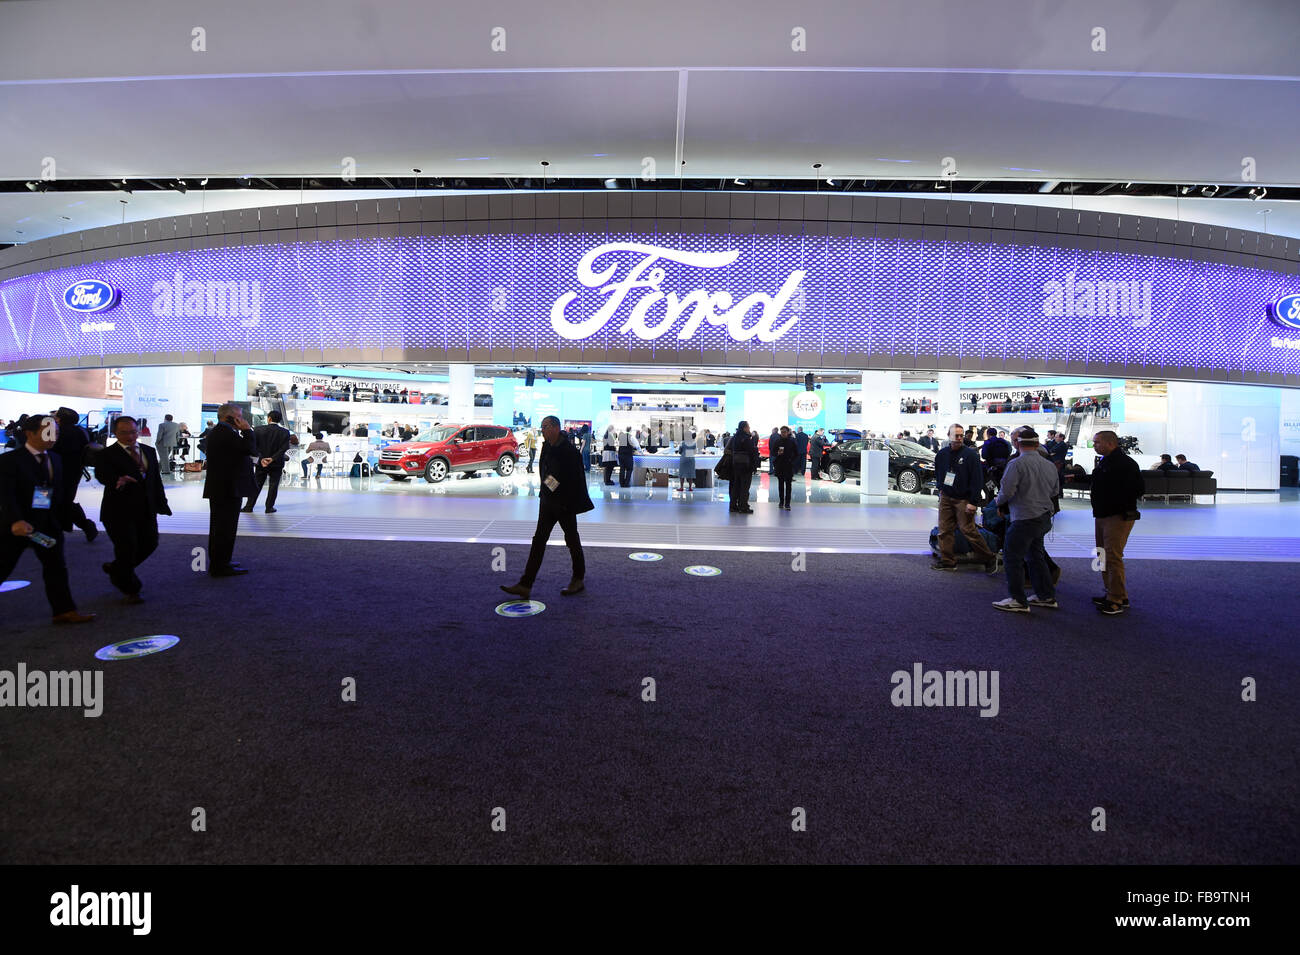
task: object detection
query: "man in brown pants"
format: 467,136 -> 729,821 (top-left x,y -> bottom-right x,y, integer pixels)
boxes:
1089,430 -> 1145,614
932,424 -> 1000,573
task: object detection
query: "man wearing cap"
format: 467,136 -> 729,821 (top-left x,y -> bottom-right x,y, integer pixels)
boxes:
991,427 -> 1060,613
0,414 -> 96,623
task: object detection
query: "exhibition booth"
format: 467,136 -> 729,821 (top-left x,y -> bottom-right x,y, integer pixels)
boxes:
2,192 -> 1298,494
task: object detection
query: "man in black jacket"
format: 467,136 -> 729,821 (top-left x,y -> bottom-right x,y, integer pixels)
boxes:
1090,430 -> 1145,614
203,403 -> 257,577
1175,454 -> 1200,472
52,407 -> 99,542
242,410 -> 292,514
95,416 -> 172,603
794,426 -> 810,478
932,424 -> 999,572
808,428 -> 828,481
726,421 -> 758,513
0,414 -> 95,623
501,415 -> 592,599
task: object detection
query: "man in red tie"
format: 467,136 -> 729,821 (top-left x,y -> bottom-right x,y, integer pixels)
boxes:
95,416 -> 172,604
0,414 -> 95,623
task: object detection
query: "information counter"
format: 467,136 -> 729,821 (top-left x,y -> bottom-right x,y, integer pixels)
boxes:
630,449 -> 723,488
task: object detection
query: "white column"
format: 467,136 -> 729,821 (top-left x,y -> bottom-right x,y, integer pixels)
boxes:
860,371 -> 901,437
447,363 -> 476,423
1166,382 -> 1280,490
937,372 -> 961,430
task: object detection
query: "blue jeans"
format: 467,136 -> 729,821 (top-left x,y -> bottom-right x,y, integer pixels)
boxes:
1003,512 -> 1054,604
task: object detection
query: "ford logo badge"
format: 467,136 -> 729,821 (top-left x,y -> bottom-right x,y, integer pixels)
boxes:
1269,293 -> 1300,331
63,280 -> 119,313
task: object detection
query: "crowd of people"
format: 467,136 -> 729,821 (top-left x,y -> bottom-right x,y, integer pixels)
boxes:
929,422 -> 1142,616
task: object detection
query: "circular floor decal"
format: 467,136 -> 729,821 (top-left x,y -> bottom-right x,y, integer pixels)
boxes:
495,600 -> 546,617
628,552 -> 664,562
95,635 -> 181,661
1,580 -> 32,593
684,565 -> 722,577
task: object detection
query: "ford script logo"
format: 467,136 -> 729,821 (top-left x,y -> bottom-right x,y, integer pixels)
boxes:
63,280 -> 119,313
1269,294 -> 1300,331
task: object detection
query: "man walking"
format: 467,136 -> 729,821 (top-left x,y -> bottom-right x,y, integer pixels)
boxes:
1090,430 -> 1144,614
500,415 -> 592,599
771,425 -> 798,510
51,407 -> 99,543
155,413 -> 180,471
0,414 -> 95,623
203,403 -> 257,577
991,428 -> 1059,613
726,420 -> 758,514
95,416 -> 172,604
932,424 -> 1000,573
243,410 -> 291,513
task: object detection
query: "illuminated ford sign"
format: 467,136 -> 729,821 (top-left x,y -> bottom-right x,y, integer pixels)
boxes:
63,280 -> 119,313
1268,293 -> 1300,331
549,242 -> 807,343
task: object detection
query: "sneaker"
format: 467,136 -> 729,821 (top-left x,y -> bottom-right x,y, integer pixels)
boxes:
985,555 -> 1002,575
992,597 -> 1030,613
1026,594 -> 1059,609
930,561 -> 958,571
1097,600 -> 1126,615
1091,595 -> 1130,607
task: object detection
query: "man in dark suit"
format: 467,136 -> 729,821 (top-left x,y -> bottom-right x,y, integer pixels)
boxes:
0,414 -> 95,623
242,410 -> 292,514
52,406 -> 99,542
726,420 -> 759,513
500,415 -> 593,600
95,415 -> 171,603
1175,454 -> 1200,472
203,403 -> 257,577
794,426 -> 810,478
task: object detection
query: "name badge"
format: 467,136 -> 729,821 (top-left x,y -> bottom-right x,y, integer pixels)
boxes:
943,472 -> 956,486
544,476 -> 559,491
32,486 -> 53,509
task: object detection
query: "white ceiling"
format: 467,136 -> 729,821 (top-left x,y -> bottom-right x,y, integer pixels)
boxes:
2,0 -> 1298,240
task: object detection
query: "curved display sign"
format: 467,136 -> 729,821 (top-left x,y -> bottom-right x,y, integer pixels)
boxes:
1,231 -> 1298,377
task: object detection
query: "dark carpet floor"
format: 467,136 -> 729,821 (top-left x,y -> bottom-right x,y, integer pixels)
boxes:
1,529 -> 1297,864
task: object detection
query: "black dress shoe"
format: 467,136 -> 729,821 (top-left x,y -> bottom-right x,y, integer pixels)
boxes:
101,562 -> 113,576
121,593 -> 144,605
83,525 -> 99,543
240,506 -> 254,513
265,507 -> 277,513
210,565 -> 249,577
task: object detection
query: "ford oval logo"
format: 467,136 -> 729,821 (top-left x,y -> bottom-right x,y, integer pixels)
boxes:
63,280 -> 118,313
1269,293 -> 1300,330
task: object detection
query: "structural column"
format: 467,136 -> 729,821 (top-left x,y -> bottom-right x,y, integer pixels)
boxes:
937,372 -> 961,432
860,371 -> 902,438
448,364 -> 476,423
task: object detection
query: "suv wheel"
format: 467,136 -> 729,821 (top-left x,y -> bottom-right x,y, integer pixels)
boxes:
897,468 -> 920,494
827,462 -> 846,483
496,453 -> 516,477
423,458 -> 449,483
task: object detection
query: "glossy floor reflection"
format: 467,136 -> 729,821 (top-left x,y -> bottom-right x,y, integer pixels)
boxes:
71,468 -> 1300,560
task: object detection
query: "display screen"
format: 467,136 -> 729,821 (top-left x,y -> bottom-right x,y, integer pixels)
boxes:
703,396 -> 720,410
4,231 -> 1297,379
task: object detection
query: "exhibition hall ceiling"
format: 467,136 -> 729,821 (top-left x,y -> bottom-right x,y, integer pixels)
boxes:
2,0 -> 1298,241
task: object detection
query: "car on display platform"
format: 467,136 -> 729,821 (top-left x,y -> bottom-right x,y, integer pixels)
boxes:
377,424 -> 519,483
823,437 -> 937,493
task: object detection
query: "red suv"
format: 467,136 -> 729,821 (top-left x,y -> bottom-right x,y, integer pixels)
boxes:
378,424 -> 519,483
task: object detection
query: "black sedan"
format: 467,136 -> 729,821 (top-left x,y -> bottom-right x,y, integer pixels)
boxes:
823,438 -> 937,493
